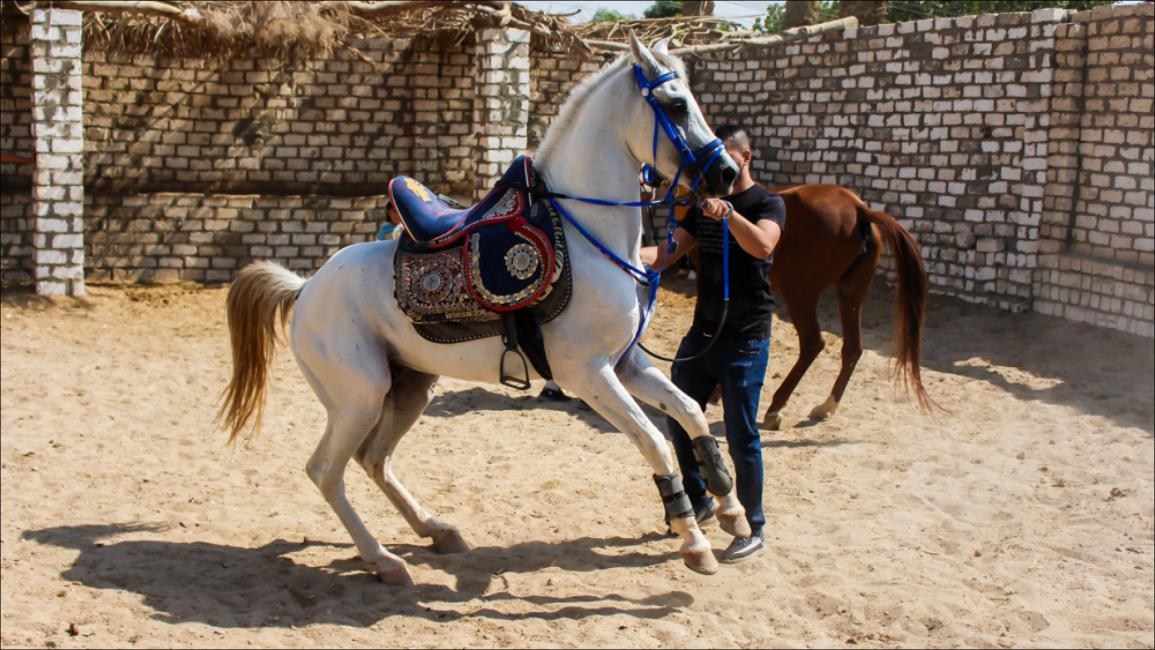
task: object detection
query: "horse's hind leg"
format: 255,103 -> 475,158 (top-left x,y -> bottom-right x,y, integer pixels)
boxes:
354,368 -> 469,555
297,353 -> 413,585
811,231 -> 881,420
763,292 -> 824,430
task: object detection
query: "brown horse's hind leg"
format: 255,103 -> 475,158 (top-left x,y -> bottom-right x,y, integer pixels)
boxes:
811,227 -> 882,420
763,293 -> 824,430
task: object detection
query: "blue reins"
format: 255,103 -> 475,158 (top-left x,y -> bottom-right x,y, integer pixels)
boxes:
545,63 -> 732,367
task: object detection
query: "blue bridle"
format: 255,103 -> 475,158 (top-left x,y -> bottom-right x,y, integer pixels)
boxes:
633,64 -> 728,198
545,63 -> 731,367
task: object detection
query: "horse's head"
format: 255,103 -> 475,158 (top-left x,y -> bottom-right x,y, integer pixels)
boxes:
625,34 -> 739,198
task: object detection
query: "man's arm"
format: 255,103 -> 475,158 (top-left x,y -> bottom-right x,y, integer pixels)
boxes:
699,198 -> 781,259
641,227 -> 698,271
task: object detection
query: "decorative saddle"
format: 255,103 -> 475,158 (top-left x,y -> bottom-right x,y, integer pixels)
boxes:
388,156 -> 571,388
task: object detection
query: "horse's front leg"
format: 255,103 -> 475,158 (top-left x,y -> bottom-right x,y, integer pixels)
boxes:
558,362 -> 718,575
617,348 -> 750,539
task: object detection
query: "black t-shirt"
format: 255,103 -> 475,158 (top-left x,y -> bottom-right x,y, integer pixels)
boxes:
681,184 -> 786,341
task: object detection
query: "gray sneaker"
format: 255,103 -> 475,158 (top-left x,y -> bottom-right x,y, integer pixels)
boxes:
721,534 -> 765,563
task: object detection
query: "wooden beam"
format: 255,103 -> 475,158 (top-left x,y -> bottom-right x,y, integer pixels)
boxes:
672,16 -> 857,55
471,3 -> 566,42
585,39 -> 630,51
50,1 -> 203,24
333,0 -> 502,17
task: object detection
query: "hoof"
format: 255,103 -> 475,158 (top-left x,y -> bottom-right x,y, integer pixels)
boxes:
717,509 -> 752,538
808,396 -> 838,420
376,563 -> 414,587
681,545 -> 719,575
430,527 -> 470,554
763,410 -> 782,431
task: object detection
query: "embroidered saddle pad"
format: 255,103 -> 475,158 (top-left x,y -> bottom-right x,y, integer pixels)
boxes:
391,157 -> 572,344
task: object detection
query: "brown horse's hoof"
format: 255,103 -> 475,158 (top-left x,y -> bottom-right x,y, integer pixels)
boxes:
717,508 -> 752,538
763,411 -> 782,431
809,396 -> 839,420
431,527 -> 470,554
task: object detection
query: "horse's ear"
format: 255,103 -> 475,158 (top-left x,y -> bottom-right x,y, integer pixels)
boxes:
629,30 -> 661,74
652,38 -> 671,56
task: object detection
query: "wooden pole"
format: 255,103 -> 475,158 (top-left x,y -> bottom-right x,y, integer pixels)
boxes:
671,16 -> 857,55
51,0 -> 203,24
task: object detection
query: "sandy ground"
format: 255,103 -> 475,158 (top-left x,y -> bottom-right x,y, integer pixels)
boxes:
1,275 -> 1152,648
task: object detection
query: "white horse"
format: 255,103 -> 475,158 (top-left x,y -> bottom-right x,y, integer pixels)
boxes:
219,36 -> 747,585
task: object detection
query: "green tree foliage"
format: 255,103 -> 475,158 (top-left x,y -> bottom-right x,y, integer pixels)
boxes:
592,7 -> 635,21
755,1 -> 839,33
816,0 -> 842,21
755,0 -> 1117,33
644,0 -> 684,18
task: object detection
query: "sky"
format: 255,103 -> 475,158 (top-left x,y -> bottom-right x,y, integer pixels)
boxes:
516,1 -> 778,27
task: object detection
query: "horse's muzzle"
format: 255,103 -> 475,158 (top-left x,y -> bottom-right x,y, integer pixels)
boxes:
700,155 -> 739,198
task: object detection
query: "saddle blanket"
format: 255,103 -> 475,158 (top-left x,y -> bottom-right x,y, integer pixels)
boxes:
393,186 -> 572,345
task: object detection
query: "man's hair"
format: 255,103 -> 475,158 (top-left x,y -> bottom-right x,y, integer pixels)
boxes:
715,125 -> 751,152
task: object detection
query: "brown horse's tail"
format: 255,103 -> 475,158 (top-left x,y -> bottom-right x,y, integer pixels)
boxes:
857,203 -> 936,411
217,261 -> 306,445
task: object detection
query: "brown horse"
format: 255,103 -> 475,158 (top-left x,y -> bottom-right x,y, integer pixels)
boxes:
688,184 -> 933,429
761,184 -> 932,429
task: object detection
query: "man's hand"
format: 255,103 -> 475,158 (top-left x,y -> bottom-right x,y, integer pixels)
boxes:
699,198 -> 733,221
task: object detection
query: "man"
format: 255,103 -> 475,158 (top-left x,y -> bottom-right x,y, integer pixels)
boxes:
650,125 -> 785,563
378,192 -> 465,241
376,199 -> 403,241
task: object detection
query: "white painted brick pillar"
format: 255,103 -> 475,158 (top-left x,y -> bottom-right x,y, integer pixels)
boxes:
30,7 -> 85,296
474,28 -> 530,201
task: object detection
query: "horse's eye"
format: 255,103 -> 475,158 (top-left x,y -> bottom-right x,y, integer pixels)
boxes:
669,100 -> 688,115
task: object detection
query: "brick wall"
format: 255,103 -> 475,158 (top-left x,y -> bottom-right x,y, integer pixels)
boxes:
1,192 -> 32,283
30,7 -> 87,296
689,3 -> 1153,336
1,8 -> 1151,335
1,17 -> 32,187
473,28 -> 530,200
528,40 -> 610,150
1,18 -> 34,285
82,33 -> 478,197
85,193 -> 382,283
1033,6 -> 1154,335
2,21 -> 482,285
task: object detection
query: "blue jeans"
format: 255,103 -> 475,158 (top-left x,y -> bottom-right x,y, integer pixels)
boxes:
666,327 -> 770,537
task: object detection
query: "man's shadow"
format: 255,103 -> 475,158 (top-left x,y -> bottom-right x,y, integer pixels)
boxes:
22,524 -> 691,628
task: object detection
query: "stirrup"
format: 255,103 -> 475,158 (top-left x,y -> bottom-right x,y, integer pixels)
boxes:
499,311 -> 531,390
500,348 -> 531,390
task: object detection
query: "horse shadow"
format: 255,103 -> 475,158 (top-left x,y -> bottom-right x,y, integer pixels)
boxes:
798,285 -> 1155,436
22,524 -> 690,629
762,436 -> 858,449
424,386 -> 670,435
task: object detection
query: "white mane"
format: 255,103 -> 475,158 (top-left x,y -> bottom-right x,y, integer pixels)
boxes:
535,50 -> 689,163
